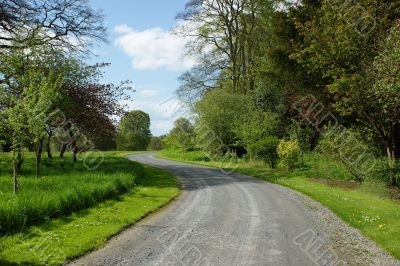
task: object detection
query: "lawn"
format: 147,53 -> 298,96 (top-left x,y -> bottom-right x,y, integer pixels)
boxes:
0,152 -> 179,265
157,150 -> 400,259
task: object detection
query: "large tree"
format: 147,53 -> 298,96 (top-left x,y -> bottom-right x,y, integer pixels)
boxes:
0,0 -> 106,52
56,61 -> 131,160
117,110 -> 152,151
290,0 -> 400,183
178,0 -> 275,94
164,118 -> 196,151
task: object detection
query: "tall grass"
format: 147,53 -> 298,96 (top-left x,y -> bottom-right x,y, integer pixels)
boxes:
0,151 -> 139,235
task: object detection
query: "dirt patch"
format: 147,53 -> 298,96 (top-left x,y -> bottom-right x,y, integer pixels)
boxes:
307,178 -> 360,190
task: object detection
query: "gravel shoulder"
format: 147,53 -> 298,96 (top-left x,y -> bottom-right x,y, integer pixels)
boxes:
69,153 -> 399,266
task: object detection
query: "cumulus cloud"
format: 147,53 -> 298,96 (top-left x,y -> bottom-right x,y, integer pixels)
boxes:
114,24 -> 195,71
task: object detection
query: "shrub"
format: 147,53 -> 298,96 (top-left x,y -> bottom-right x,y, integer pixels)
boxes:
277,139 -> 301,171
317,126 -> 375,182
368,157 -> 400,186
248,136 -> 279,168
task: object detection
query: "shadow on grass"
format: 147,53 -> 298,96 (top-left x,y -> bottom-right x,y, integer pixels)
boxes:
0,259 -> 37,266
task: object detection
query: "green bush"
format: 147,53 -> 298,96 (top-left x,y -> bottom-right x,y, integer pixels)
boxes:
368,157 -> 400,186
317,126 -> 375,182
277,139 -> 301,171
248,136 -> 279,168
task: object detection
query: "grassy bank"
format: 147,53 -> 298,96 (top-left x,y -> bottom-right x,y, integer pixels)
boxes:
0,154 -> 179,265
0,152 -> 146,234
157,150 -> 400,259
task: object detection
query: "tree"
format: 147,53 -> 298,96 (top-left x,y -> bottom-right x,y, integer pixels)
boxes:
177,57 -> 222,105
288,120 -> 316,166
148,136 -> 163,151
235,109 -> 280,149
178,0 -> 274,94
0,0 -> 106,53
194,88 -> 248,154
3,101 -> 25,193
363,23 -> 400,185
164,118 -> 196,151
22,69 -> 62,178
248,136 -> 279,168
117,111 -> 152,151
0,113 -> 11,152
56,61 -> 131,160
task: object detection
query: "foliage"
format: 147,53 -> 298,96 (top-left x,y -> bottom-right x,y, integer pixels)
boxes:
0,0 -> 106,52
290,0 -> 400,184
235,109 -> 280,147
148,136 -> 163,151
163,118 -> 195,151
247,136 -> 279,168
117,111 -> 152,151
317,126 -> 375,182
194,88 -> 248,154
177,0 -> 274,94
277,139 -> 301,171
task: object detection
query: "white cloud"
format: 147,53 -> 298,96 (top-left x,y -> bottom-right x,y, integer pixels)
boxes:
138,89 -> 158,97
114,25 -> 195,71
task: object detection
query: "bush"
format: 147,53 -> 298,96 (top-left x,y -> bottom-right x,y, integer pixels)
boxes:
318,126 -> 375,182
248,136 -> 279,168
277,139 -> 301,171
368,157 -> 400,186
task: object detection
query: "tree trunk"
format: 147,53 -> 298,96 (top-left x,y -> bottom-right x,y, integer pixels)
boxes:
35,139 -> 43,178
387,148 -> 396,187
13,151 -> 21,193
13,161 -> 19,193
60,143 -> 67,158
47,130 -> 53,159
72,140 -> 78,163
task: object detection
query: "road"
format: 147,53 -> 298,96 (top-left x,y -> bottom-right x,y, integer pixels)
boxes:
69,153 -> 393,266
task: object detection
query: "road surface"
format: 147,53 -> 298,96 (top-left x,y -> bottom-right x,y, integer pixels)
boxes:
70,153 -> 397,266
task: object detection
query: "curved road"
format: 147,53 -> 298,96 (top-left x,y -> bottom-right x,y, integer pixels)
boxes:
70,153 -> 371,266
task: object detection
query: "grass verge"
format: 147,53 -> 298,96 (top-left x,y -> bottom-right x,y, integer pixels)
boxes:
0,151 -> 145,234
0,159 -> 179,265
157,150 -> 400,259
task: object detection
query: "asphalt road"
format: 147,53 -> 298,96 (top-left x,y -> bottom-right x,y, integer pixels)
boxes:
69,153 -> 368,266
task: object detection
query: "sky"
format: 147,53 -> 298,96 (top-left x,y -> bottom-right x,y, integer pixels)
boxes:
88,0 -> 192,136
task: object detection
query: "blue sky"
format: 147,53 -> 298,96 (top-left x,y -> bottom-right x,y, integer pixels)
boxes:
89,0 -> 191,136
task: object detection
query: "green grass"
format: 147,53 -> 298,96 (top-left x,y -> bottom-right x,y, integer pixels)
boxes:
0,151 -> 145,234
0,155 -> 179,266
157,149 -> 400,259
